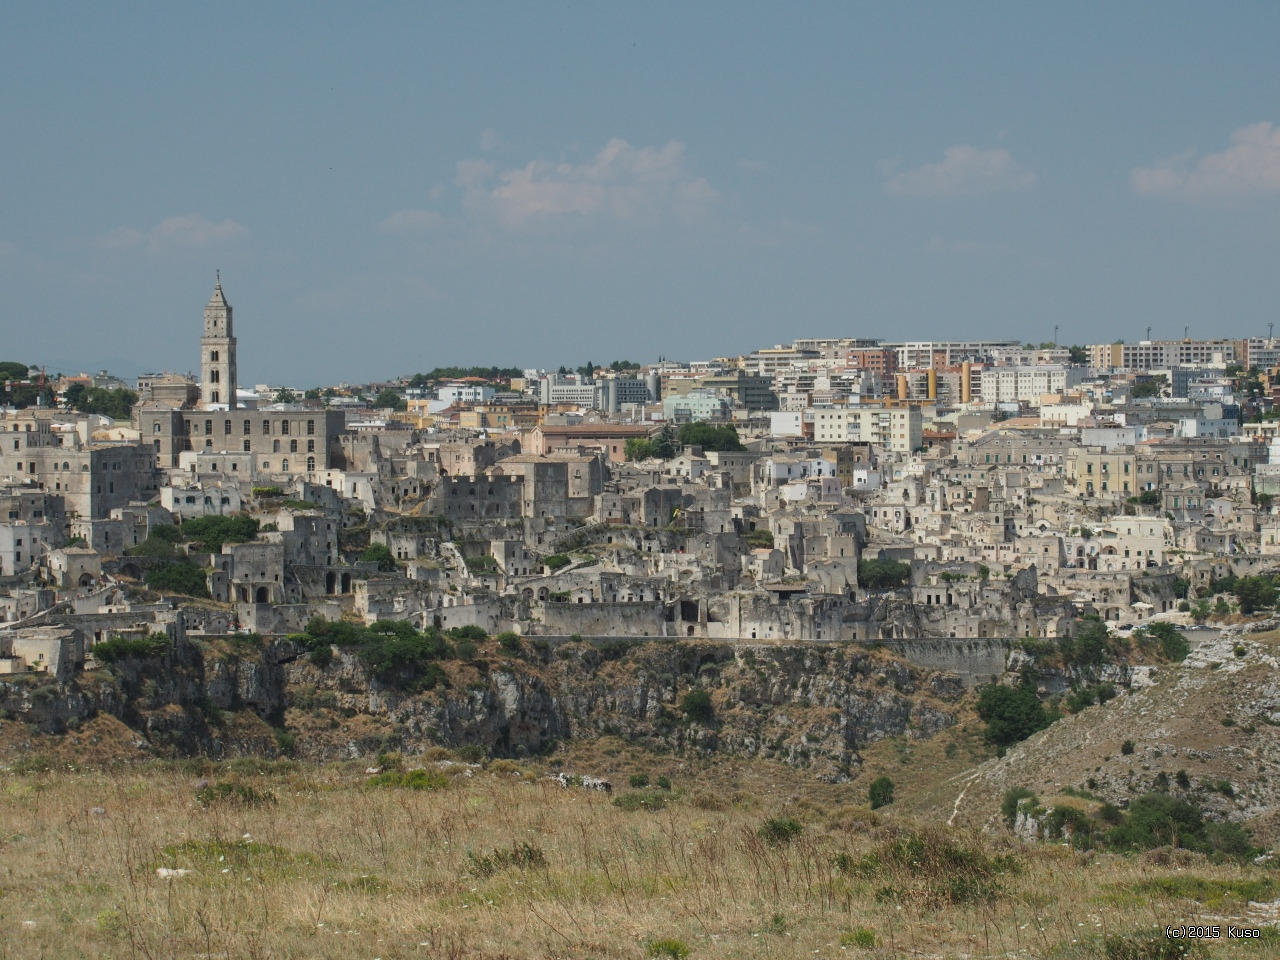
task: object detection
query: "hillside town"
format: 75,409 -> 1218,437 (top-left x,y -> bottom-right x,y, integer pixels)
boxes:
3,279 -> 1280,680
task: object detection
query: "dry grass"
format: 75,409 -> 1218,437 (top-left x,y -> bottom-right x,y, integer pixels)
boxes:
1,755 -> 1277,959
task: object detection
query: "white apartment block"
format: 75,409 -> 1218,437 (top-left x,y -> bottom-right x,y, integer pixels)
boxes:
1089,340 -> 1237,371
977,365 -> 1085,403
811,404 -> 922,452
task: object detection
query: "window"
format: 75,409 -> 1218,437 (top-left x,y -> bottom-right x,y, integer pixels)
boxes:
263,420 -> 271,435
281,420 -> 289,436
243,420 -> 251,435
210,369 -> 219,383
281,459 -> 289,471
204,420 -> 212,434
243,440 -> 250,452
273,440 -> 280,453
307,439 -> 315,453
211,350 -> 219,362
224,419 -> 232,435
153,422 -> 161,434
289,439 -> 298,453
306,419 -> 315,435
211,391 -> 219,403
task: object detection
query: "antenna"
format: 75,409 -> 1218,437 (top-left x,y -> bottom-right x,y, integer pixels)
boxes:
1146,325 -> 1151,341
1053,325 -> 1059,347
1184,325 -> 1189,340
1270,322 -> 1275,341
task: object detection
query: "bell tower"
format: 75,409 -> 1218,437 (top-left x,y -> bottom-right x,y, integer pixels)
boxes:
200,271 -> 237,410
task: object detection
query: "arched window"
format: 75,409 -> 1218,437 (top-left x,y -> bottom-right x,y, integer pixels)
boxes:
211,350 -> 219,361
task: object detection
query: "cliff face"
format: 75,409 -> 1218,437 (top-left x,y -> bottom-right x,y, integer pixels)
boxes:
1,638 -> 961,781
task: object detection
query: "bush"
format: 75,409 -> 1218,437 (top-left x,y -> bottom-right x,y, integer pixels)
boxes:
145,562 -> 210,598
195,781 -> 276,807
976,681 -> 1055,747
92,632 -> 168,663
656,775 -> 671,791
543,553 -> 571,571
680,689 -> 715,725
1001,787 -> 1038,827
1134,621 -> 1190,663
467,842 -> 546,878
645,939 -> 690,960
759,817 -> 804,846
614,790 -> 670,812
840,929 -> 876,949
1104,930 -> 1207,959
1121,739 -> 1136,755
629,773 -> 650,788
367,768 -> 448,790
307,644 -> 333,668
868,776 -> 895,810
744,529 -> 774,549
497,631 -> 522,653
858,558 -> 911,590
851,827 -> 1015,907
360,543 -> 397,572
182,514 -> 260,553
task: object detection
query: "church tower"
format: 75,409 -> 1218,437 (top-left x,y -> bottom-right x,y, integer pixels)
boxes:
200,272 -> 237,410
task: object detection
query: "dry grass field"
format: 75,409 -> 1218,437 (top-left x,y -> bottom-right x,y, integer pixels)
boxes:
2,749 -> 1277,960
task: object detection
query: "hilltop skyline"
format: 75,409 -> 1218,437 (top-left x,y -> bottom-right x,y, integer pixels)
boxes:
3,3 -> 1280,383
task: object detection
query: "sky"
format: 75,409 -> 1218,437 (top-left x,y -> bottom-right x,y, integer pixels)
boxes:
3,2 -> 1280,386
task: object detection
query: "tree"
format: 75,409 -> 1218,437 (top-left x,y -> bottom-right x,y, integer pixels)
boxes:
677,422 -> 744,452
304,388 -> 321,401
360,543 -> 397,571
868,776 -> 895,810
1131,375 -> 1167,399
1231,575 -> 1277,615
652,423 -> 677,460
1134,621 -> 1190,662
609,359 -> 640,371
1068,345 -> 1088,365
625,437 -> 656,461
0,361 -> 31,381
858,558 -> 911,589
274,387 -> 297,404
681,689 -> 715,725
976,680 -> 1055,747
1257,492 -> 1274,511
146,562 -> 210,598
373,388 -> 406,411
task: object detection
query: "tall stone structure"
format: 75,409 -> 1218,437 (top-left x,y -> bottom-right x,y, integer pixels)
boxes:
200,273 -> 237,410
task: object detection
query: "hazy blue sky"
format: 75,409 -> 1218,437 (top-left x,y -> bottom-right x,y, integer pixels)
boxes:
3,2 -> 1279,385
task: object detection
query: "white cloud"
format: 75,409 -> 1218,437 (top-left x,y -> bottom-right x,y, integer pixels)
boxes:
1132,122 -> 1280,201
97,214 -> 246,253
378,209 -> 446,235
885,146 -> 1037,197
458,138 -> 717,229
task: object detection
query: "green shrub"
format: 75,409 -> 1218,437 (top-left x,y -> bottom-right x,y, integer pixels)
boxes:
467,841 -> 546,878
976,680 -> 1055,747
92,632 -> 169,663
656,775 -> 671,791
629,773 -> 650,788
360,543 -> 397,571
308,644 -> 333,668
497,631 -> 522,653
868,776 -> 895,810
858,558 -> 911,589
840,929 -> 876,949
680,689 -> 715,725
182,514 -> 260,553
145,562 -> 210,598
1104,930 -> 1207,959
448,625 -> 488,641
759,817 -> 804,846
543,553 -> 571,571
645,939 -> 690,960
1001,787 -> 1038,827
744,529 -> 774,549
367,768 -> 448,790
614,790 -> 670,812
195,781 -> 276,807
1121,739 -> 1136,755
